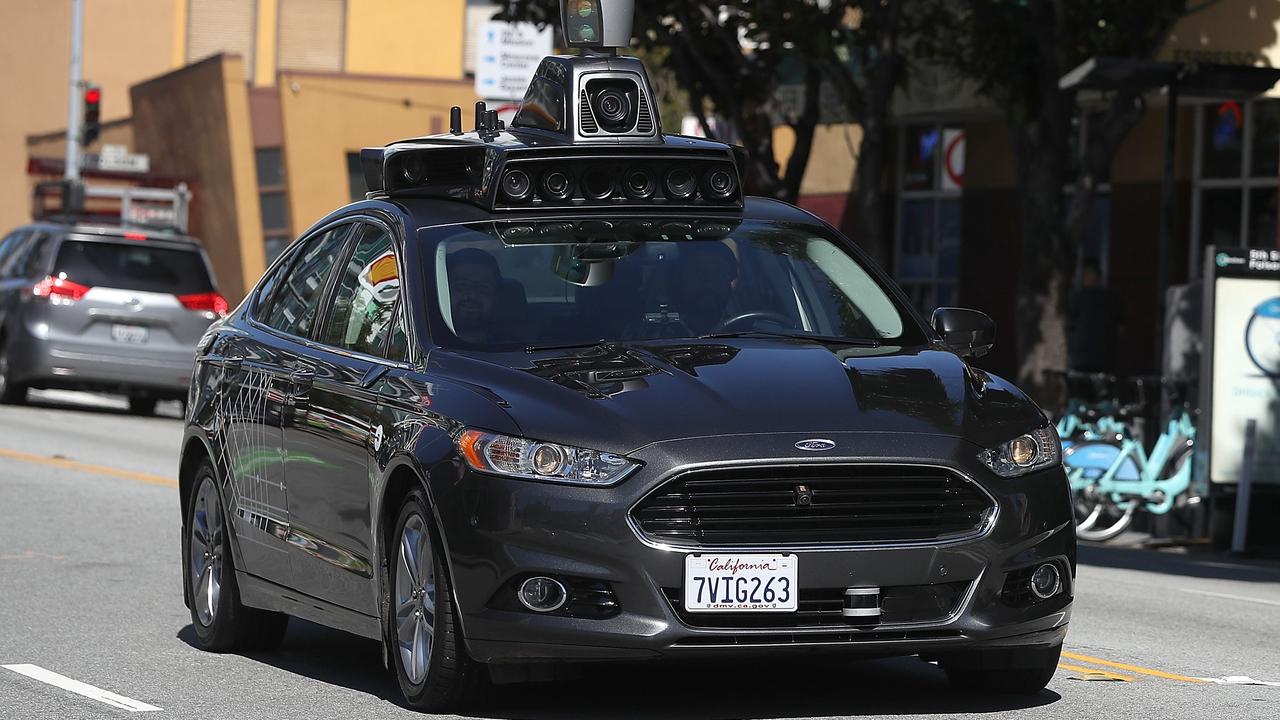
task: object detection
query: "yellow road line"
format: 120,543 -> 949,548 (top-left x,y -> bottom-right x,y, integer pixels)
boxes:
1057,662 -> 1134,682
0,447 -> 176,488
1063,651 -> 1207,684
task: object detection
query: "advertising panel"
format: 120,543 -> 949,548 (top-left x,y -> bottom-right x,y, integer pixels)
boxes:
1198,247 -> 1280,487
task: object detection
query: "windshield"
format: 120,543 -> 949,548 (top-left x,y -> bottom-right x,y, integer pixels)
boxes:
426,219 -> 924,351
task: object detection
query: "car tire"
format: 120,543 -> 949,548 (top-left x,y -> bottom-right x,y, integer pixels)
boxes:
184,459 -> 289,652
939,642 -> 1061,694
0,342 -> 28,405
128,397 -> 158,416
388,489 -> 482,712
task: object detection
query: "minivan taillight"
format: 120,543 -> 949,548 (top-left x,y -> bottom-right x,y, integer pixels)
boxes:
32,276 -> 91,301
178,292 -> 229,316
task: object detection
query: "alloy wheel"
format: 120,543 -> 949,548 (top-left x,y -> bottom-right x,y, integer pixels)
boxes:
189,477 -> 224,626
395,512 -> 436,685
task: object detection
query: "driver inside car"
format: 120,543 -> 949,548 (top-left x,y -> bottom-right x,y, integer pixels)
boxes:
447,248 -> 505,344
669,241 -> 739,335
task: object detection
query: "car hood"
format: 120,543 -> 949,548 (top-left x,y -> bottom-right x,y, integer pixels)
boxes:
431,340 -> 1046,455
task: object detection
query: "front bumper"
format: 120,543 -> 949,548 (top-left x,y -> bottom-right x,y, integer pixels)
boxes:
428,432 -> 1074,663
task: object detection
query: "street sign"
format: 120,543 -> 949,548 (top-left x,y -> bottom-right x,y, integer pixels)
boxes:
82,144 -> 150,174
1198,246 -> 1280,488
474,20 -> 553,101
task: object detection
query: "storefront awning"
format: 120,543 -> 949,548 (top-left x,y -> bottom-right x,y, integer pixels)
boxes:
1060,57 -> 1280,98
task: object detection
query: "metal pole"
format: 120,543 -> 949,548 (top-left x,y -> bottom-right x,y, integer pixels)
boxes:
1155,76 -> 1178,371
64,0 -> 85,181
1231,418 -> 1257,554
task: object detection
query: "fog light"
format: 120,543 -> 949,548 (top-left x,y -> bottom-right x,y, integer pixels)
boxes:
518,576 -> 568,612
1029,563 -> 1061,600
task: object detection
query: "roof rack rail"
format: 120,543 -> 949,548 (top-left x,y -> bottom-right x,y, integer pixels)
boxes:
33,181 -> 192,234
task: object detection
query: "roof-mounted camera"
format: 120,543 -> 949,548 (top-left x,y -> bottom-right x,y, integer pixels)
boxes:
358,0 -> 746,213
511,0 -> 659,143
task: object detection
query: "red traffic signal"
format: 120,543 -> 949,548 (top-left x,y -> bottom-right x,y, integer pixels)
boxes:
81,83 -> 101,147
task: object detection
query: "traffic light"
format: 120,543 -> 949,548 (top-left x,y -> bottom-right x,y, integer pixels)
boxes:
81,84 -> 101,147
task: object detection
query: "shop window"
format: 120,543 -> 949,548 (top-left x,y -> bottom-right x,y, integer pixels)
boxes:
895,123 -> 964,313
256,148 -> 291,263
1193,99 -> 1280,272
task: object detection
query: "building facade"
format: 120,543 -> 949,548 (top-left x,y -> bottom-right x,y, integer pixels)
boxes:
5,0 -> 476,302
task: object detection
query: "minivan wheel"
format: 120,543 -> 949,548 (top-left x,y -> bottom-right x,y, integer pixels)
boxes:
389,490 -> 482,712
184,460 -> 289,652
0,344 -> 28,405
128,396 -> 157,416
938,643 -> 1061,694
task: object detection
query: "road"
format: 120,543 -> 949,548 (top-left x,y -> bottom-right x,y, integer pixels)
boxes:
2,391 -> 1279,719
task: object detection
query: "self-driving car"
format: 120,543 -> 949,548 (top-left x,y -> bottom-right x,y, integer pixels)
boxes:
178,1 -> 1073,711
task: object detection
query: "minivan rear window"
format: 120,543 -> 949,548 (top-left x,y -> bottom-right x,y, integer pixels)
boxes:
53,240 -> 214,295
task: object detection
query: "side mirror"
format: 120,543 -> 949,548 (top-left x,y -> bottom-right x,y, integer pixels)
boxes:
931,307 -> 995,359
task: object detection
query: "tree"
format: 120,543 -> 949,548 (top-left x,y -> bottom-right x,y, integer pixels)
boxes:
499,1 -> 905,258
915,0 -> 1189,392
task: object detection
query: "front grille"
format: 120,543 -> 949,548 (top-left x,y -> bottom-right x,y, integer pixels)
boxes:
663,582 -> 969,629
631,465 -> 995,547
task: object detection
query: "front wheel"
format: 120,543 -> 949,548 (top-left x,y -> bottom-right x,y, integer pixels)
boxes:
184,460 -> 289,651
389,490 -> 482,712
940,643 -> 1061,694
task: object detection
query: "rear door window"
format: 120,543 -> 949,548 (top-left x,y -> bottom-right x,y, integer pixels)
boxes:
0,230 -> 29,275
52,239 -> 214,294
10,233 -> 55,280
0,231 -> 32,279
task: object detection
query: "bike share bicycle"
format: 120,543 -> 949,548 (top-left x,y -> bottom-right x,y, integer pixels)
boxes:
1046,371 -> 1198,542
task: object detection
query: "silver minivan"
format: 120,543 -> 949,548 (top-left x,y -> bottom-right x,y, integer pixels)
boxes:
0,222 -> 225,414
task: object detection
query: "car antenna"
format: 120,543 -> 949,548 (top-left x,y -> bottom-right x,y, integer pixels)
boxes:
449,105 -> 462,135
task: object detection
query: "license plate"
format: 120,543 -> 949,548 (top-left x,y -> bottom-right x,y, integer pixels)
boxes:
110,324 -> 149,344
683,554 -> 797,612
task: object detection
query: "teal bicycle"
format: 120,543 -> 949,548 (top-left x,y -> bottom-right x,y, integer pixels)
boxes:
1062,402 -> 1197,542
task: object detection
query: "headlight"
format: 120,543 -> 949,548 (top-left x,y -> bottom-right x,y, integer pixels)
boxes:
978,426 -> 1060,478
456,429 -> 640,485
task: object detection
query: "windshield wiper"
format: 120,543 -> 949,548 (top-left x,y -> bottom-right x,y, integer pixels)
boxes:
697,330 -> 882,347
524,339 -> 618,353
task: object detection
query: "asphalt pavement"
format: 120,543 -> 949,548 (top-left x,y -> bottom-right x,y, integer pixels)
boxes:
2,390 -> 1279,719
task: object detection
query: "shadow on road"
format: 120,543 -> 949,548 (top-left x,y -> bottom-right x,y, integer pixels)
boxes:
1079,544 -> 1280,584
177,621 -> 405,706
21,390 -> 183,419
179,622 -> 1059,718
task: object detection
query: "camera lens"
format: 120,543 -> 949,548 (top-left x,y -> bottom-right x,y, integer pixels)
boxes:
664,167 -> 697,200
592,88 -> 632,132
540,169 -> 574,201
582,168 -> 614,200
623,168 -> 655,199
501,169 -> 532,202
702,167 -> 738,201
399,154 -> 425,185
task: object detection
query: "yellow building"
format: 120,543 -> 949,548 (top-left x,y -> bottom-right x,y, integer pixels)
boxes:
2,0 -> 475,302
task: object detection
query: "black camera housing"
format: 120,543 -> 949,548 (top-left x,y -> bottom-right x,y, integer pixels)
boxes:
585,78 -> 639,134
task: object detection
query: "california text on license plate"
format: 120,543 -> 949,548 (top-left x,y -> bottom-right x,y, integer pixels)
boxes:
683,554 -> 797,612
111,324 -> 149,344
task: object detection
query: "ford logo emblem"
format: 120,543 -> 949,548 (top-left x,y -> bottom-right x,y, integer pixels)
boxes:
795,438 -> 835,452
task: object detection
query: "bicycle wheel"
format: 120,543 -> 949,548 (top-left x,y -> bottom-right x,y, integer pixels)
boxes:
1075,497 -> 1135,542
